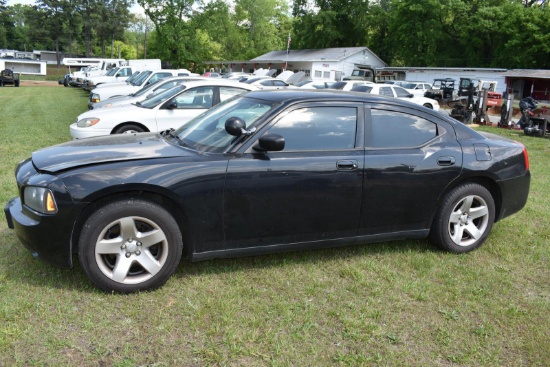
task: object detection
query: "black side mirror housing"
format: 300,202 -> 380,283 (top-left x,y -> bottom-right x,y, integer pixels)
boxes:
164,101 -> 177,109
254,133 -> 285,152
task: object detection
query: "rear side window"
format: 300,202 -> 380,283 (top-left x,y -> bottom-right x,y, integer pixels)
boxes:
379,87 -> 394,97
370,110 -> 437,148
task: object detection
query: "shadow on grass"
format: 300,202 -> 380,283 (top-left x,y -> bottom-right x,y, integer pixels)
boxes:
1,225 -> 441,293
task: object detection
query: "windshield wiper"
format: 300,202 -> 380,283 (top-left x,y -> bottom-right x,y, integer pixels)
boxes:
162,128 -> 187,147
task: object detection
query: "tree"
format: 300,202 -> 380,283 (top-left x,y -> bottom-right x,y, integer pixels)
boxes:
138,0 -> 198,68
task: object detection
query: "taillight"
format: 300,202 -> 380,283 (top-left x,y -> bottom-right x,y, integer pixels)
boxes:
514,141 -> 529,171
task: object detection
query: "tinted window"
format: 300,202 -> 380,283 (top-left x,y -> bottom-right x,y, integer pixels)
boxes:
394,87 -> 412,97
268,107 -> 357,151
370,110 -> 437,148
260,80 -> 273,86
379,87 -> 394,97
272,80 -> 287,86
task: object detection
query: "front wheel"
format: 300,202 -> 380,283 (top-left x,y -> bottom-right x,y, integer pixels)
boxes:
423,103 -> 433,109
430,183 -> 495,253
78,198 -> 183,293
114,123 -> 146,134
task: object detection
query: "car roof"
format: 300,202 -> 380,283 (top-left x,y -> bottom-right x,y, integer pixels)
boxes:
178,79 -> 258,90
242,89 -> 480,138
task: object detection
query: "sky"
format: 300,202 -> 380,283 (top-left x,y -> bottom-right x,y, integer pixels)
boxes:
5,0 -> 144,15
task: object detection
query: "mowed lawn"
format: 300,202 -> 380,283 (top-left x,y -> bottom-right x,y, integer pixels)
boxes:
0,85 -> 548,367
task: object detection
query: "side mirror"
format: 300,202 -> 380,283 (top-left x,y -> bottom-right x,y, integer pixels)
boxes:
164,101 -> 177,109
408,93 -> 414,98
253,133 -> 285,152
225,117 -> 246,136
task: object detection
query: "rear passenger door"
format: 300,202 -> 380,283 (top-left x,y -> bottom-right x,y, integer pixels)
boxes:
359,105 -> 462,235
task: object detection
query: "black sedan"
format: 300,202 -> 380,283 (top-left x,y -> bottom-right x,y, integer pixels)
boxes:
5,90 -> 530,293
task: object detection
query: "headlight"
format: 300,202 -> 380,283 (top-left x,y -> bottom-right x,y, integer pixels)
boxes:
90,93 -> 100,103
77,117 -> 100,127
23,187 -> 58,214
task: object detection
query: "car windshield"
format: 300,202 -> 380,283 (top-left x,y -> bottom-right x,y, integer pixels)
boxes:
401,83 -> 416,89
174,96 -> 276,153
138,84 -> 187,108
131,71 -> 152,86
105,68 -> 119,76
125,72 -> 141,84
133,79 -> 163,97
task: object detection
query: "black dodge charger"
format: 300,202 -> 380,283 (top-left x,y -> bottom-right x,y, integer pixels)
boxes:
5,90 -> 530,293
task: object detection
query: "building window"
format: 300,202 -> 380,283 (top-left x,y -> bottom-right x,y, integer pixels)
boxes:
323,71 -> 330,79
314,70 -> 322,78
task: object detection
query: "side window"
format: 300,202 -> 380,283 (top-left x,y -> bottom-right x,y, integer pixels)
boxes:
272,80 -> 287,87
172,87 -> 214,109
267,107 -> 357,151
370,110 -> 437,148
260,80 -> 273,86
379,87 -> 394,97
394,87 -> 412,97
220,86 -> 249,102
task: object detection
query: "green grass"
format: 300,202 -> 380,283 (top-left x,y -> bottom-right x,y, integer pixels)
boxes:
0,87 -> 549,366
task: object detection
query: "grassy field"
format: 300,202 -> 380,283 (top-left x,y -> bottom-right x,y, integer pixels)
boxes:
0,86 -> 548,367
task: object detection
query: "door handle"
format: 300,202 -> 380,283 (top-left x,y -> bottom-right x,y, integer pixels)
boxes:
337,160 -> 358,170
437,156 -> 456,166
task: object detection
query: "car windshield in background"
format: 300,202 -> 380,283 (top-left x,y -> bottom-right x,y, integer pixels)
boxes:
174,97 -> 276,153
131,71 -> 152,86
133,79 -> 163,97
105,68 -> 118,76
401,83 -> 416,89
138,84 -> 186,108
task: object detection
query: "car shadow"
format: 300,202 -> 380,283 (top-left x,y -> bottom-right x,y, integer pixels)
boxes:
172,238 -> 437,279
1,228 -> 439,293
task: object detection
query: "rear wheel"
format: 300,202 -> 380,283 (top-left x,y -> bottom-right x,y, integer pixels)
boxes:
78,198 -> 183,293
114,124 -> 146,134
430,183 -> 495,253
423,103 -> 433,109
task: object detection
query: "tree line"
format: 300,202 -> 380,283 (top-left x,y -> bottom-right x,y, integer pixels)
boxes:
0,0 -> 549,71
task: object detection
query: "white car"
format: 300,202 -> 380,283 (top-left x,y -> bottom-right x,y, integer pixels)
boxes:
328,81 -> 375,91
400,82 -> 433,97
298,80 -> 336,89
90,76 -> 208,110
243,77 -> 298,90
351,84 -> 440,111
71,80 -> 257,139
88,69 -> 194,108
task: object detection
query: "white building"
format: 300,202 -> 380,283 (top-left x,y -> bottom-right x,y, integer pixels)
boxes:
204,47 -> 387,81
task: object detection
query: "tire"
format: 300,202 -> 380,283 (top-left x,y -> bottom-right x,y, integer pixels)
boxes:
423,103 -> 433,109
78,198 -> 183,293
430,183 -> 495,253
114,124 -> 146,134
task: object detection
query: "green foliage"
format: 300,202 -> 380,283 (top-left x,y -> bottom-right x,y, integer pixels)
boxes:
2,0 -> 550,69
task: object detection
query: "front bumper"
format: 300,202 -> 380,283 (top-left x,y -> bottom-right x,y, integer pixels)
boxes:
70,123 -> 112,139
5,197 -> 73,268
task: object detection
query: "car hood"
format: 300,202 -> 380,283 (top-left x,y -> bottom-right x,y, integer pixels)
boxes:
78,103 -> 144,120
32,133 -> 189,173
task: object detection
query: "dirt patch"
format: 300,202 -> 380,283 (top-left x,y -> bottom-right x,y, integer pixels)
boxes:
19,80 -> 62,87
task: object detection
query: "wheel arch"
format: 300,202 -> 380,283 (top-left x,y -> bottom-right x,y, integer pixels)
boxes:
110,121 -> 150,134
70,187 -> 191,260
430,175 -> 502,227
